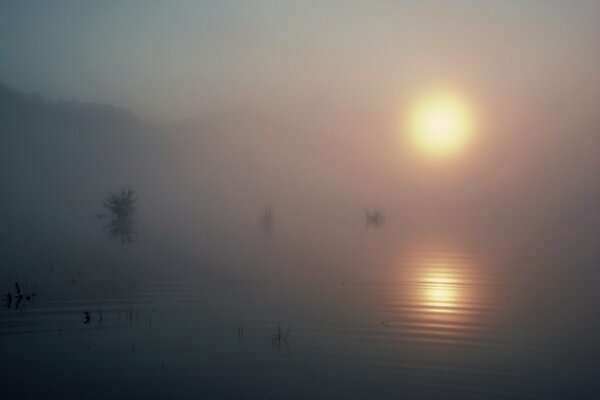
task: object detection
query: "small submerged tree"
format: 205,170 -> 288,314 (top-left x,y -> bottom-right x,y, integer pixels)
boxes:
98,186 -> 138,244
364,209 -> 384,229
260,204 -> 274,237
104,187 -> 137,220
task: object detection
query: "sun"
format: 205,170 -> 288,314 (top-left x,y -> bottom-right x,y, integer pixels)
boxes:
407,92 -> 474,157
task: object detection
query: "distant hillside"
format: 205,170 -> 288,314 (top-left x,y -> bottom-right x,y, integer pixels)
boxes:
0,83 -> 139,128
0,83 -> 163,252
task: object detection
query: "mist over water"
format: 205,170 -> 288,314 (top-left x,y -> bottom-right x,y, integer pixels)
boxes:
2,1 -> 600,398
1,82 -> 599,399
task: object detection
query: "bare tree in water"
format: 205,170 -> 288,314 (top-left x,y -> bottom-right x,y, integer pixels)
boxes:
98,186 -> 137,243
261,204 -> 274,237
364,209 -> 384,229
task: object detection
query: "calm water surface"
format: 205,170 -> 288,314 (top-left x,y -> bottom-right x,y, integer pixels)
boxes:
1,237 -> 599,399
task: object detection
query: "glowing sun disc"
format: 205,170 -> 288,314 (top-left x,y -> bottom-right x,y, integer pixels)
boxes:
408,92 -> 474,157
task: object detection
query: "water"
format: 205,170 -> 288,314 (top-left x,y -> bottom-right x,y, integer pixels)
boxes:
2,232 -> 599,399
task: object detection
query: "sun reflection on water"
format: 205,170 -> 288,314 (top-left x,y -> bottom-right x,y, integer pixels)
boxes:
392,249 -> 491,330
422,271 -> 458,310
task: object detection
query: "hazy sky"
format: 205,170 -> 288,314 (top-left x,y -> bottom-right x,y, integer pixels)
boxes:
1,0 -> 599,121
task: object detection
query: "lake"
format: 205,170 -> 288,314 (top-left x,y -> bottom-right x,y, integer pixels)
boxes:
2,225 -> 599,399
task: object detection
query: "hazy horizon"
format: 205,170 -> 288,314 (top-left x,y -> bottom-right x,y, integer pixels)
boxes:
1,1 -> 599,122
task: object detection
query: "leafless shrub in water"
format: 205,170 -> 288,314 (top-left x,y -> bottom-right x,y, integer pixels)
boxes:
98,186 -> 137,243
4,281 -> 36,309
364,209 -> 384,229
269,322 -> 291,352
260,204 -> 274,237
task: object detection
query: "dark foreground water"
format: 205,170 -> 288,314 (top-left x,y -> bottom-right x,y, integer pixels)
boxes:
2,236 -> 600,400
